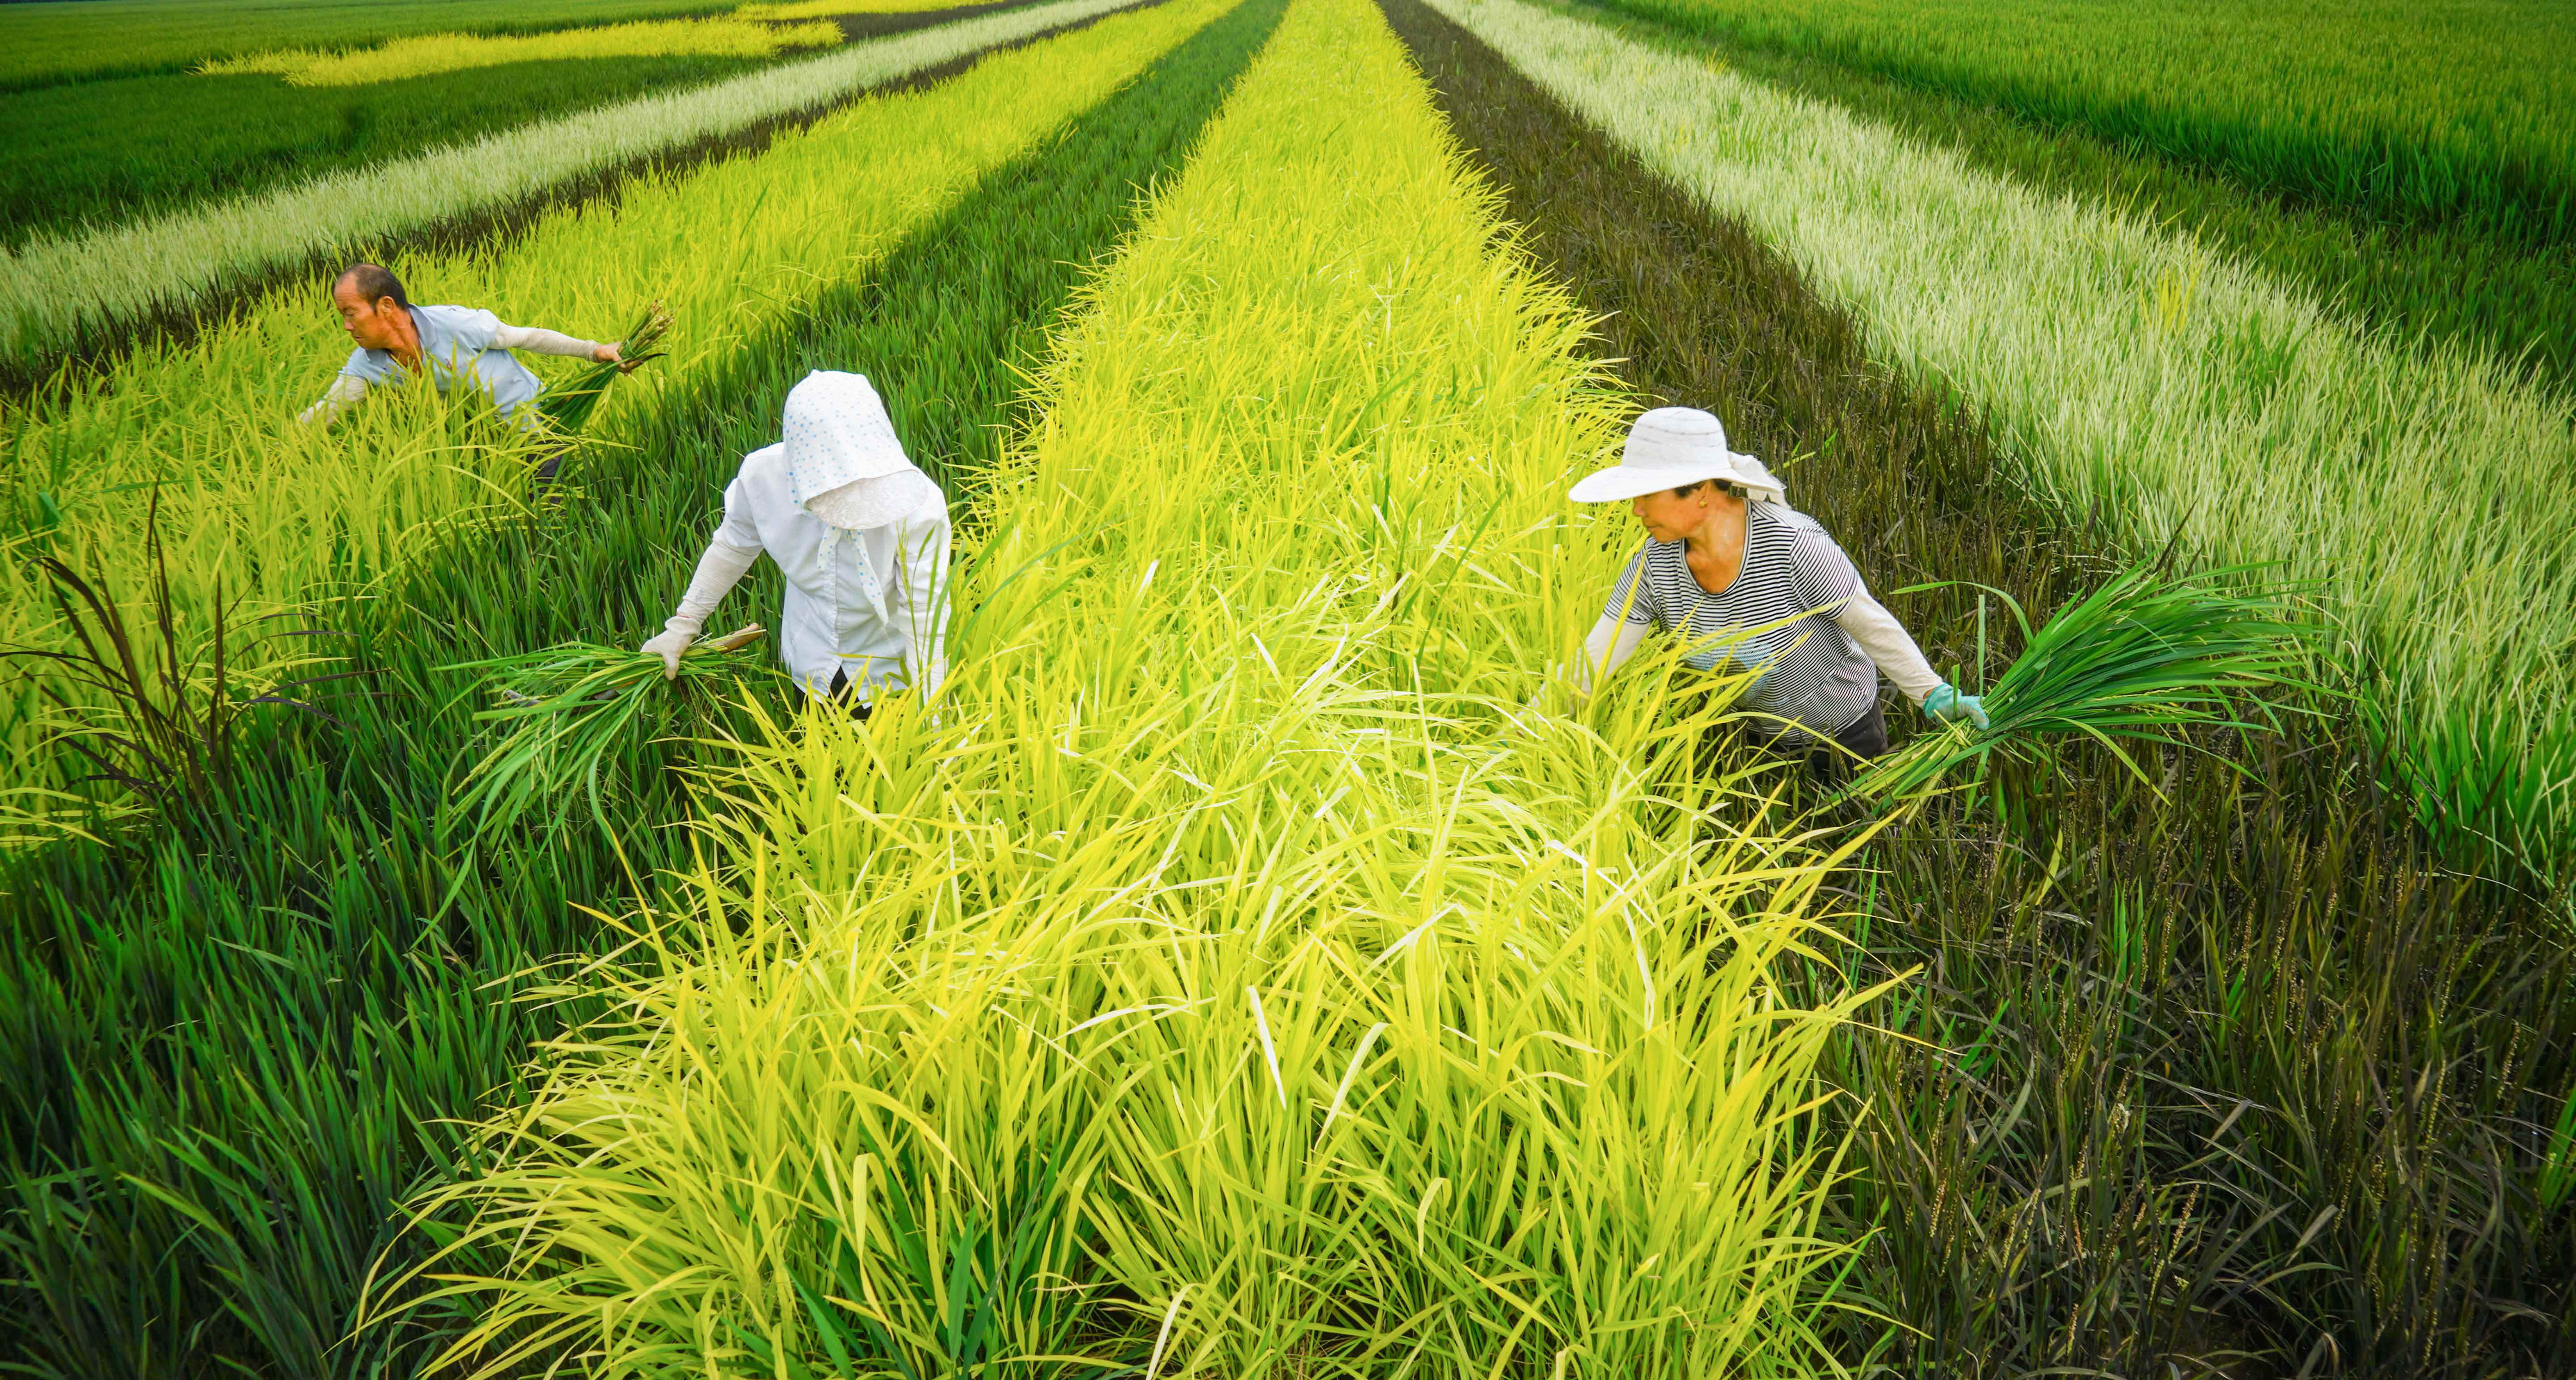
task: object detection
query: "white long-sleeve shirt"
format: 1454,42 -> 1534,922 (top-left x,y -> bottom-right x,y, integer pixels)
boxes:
708,442 -> 949,703
296,311 -> 604,426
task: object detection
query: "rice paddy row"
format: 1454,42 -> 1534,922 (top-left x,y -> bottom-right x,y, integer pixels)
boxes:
0,0 -> 1124,374
0,0 -> 1268,1368
1433,0 -> 2576,889
1385,1 -> 2576,1368
391,0 -> 1870,1370
1585,0 -> 2576,247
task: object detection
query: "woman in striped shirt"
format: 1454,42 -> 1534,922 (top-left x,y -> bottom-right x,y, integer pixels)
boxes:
1571,407 -> 1985,778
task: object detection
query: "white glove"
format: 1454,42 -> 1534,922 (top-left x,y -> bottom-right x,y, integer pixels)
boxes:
641,538 -> 760,680
640,627 -> 694,680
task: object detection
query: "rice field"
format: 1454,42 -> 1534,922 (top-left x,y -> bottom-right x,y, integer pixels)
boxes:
199,16 -> 842,85
3,0 -> 2571,1374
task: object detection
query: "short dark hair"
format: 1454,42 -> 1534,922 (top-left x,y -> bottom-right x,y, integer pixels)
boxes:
1672,478 -> 1747,500
335,262 -> 409,310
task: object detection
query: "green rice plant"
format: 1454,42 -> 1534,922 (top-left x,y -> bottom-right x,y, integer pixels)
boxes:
1431,0 -> 2576,885
1,496 -> 363,830
0,53 -> 786,253
1525,0 -> 2576,404
1845,563 -> 2325,803
0,0 -> 746,90
377,0 -> 1885,1373
201,16 -> 841,85
534,299 -> 673,435
0,4 -> 1287,1371
0,0 -> 1146,369
1578,0 -> 2576,246
444,625 -> 771,846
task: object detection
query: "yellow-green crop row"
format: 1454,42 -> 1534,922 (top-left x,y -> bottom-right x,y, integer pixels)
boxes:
0,0 -> 1235,831
1435,0 -> 2576,880
200,16 -> 841,85
740,0 -> 972,16
0,0 -> 1142,369
388,0 -> 1874,1372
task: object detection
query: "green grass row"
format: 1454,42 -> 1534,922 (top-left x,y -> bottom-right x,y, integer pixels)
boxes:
0,0 -> 1269,1370
1579,0 -> 2576,247
1549,0 -> 2576,403
0,0 -> 740,90
0,54 -> 775,251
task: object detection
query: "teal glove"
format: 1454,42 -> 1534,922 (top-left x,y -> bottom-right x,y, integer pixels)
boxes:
1922,682 -> 1989,731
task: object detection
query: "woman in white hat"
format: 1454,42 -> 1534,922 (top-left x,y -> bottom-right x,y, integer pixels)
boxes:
639,370 -> 949,714
1569,406 -> 1985,776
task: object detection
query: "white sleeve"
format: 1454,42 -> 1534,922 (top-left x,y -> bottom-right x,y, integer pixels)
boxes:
490,323 -> 604,358
894,509 -> 951,699
296,373 -> 369,426
1835,591 -> 1943,703
1575,614 -> 1651,693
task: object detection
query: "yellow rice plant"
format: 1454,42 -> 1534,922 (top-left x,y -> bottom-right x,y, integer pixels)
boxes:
740,0 -> 972,17
377,0 -> 1879,1373
201,17 -> 843,85
0,0 -> 1235,827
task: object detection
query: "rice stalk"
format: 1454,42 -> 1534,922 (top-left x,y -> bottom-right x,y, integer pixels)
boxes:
533,299 -> 673,435
443,624 -> 771,848
1845,562 -> 2327,804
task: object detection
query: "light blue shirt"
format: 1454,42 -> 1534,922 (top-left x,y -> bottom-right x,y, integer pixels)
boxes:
338,304 -> 545,423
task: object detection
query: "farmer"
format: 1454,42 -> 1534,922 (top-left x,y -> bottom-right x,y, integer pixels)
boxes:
1569,407 -> 1985,781
296,262 -> 634,471
639,370 -> 949,717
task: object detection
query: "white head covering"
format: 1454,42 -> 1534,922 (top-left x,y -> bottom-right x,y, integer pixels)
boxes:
781,370 -> 938,530
1567,407 -> 1786,507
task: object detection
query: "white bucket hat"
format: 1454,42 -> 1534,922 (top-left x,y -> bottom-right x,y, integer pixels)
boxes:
781,370 -> 940,529
1568,406 -> 1786,506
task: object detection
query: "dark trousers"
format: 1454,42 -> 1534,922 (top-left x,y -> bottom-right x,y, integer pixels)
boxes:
1704,695 -> 1888,790
820,668 -> 875,721
1797,696 -> 1887,790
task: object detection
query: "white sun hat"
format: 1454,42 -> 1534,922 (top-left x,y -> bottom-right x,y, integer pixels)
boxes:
1568,406 -> 1786,506
780,370 -> 941,530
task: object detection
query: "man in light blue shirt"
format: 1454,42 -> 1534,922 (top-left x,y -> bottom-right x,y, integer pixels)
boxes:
296,262 -> 632,433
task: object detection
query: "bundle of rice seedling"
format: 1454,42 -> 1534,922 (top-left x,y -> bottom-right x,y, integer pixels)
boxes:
443,624 -> 771,849
534,300 -> 672,436
1845,563 -> 2327,805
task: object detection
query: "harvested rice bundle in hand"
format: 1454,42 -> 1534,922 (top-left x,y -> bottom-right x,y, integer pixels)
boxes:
1844,563 -> 2327,806
537,300 -> 673,435
444,623 -> 770,849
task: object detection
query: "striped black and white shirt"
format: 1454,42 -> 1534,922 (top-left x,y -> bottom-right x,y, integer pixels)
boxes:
1600,503 -> 1915,738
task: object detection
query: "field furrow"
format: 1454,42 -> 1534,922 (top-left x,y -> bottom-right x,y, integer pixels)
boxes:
0,0 -> 1135,374
390,0 -> 1872,1372
1383,0 -> 2576,1370
0,0 -> 1274,1369
1431,0 -> 2576,885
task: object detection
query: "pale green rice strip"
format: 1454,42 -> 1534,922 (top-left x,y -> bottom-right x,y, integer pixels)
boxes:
0,0 -> 1140,367
1432,0 -> 2576,875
